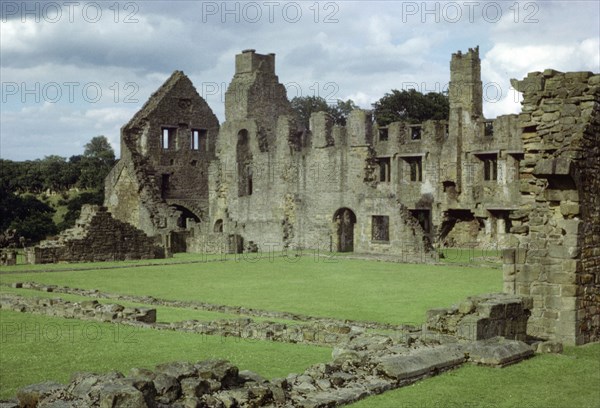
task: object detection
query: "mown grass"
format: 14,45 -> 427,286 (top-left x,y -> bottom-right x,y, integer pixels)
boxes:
350,343 -> 600,408
0,286 -> 301,326
0,310 -> 331,399
2,255 -> 597,407
0,255 -> 502,325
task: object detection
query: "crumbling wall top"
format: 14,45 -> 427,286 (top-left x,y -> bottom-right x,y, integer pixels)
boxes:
235,49 -> 276,75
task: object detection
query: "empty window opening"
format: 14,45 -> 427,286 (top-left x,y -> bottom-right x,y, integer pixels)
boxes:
161,174 -> 170,199
481,155 -> 498,181
190,160 -> 197,166
237,129 -> 253,197
378,128 -> 389,142
214,219 -> 223,233
377,157 -> 391,182
410,126 -> 422,140
161,127 -> 176,150
410,209 -> 431,234
484,121 -> 494,137
403,157 -> 423,182
247,166 -> 253,195
372,215 -> 390,242
191,129 -> 208,151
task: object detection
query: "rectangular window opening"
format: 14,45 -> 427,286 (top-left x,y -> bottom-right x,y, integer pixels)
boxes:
371,215 -> 390,242
484,121 -> 494,137
481,154 -> 498,181
377,157 -> 391,183
410,126 -> 422,140
161,127 -> 176,150
161,174 -> 170,199
191,129 -> 208,151
403,157 -> 423,182
378,128 -> 389,142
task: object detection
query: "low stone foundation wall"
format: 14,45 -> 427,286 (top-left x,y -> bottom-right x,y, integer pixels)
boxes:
425,293 -> 532,341
8,338 -> 534,408
2,289 -> 539,407
0,293 -> 156,324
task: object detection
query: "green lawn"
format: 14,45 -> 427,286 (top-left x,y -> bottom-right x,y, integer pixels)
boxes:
0,286 -> 301,326
0,255 -> 502,325
0,310 -> 331,399
1,255 -> 597,407
350,343 -> 600,408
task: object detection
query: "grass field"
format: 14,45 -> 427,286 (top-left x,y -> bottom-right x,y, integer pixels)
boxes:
1,254 -> 598,406
0,254 -> 502,325
0,310 -> 331,398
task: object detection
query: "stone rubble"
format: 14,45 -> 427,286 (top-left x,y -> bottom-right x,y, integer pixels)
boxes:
2,289 -> 538,407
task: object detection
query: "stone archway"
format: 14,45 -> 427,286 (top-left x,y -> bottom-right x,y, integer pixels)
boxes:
170,205 -> 201,229
333,208 -> 357,252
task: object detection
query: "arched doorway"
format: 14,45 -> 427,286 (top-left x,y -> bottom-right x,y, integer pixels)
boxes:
333,208 -> 356,252
171,205 -> 201,229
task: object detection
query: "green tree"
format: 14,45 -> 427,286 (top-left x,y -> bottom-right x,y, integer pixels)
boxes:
291,96 -> 357,130
77,136 -> 116,191
372,89 -> 449,126
84,135 -> 116,165
0,187 -> 57,245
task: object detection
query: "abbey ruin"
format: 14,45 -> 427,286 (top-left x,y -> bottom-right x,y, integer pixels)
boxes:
26,47 -> 598,346
105,46 -> 525,259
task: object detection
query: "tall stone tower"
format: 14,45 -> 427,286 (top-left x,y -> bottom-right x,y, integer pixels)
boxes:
445,46 -> 484,194
224,49 -> 293,149
449,46 -> 483,117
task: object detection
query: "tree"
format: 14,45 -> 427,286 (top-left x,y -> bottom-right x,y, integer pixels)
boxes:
78,136 -> 116,191
84,135 -> 115,165
372,89 -> 449,126
291,96 -> 357,130
0,186 -> 57,245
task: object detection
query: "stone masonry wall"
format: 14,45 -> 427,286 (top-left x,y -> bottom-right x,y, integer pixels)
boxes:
505,70 -> 600,345
28,205 -> 163,264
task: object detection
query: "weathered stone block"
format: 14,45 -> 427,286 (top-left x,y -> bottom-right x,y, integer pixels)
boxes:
376,345 -> 465,381
17,382 -> 64,408
98,383 -> 147,408
560,201 -> 580,216
463,338 -> 534,367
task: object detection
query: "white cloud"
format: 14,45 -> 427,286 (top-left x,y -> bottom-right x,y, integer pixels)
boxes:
1,1 -> 598,160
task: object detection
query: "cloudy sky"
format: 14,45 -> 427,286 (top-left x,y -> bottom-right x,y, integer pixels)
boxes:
1,0 -> 599,161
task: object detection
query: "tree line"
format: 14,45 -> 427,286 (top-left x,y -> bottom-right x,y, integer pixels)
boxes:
291,88 -> 449,129
0,136 -> 116,247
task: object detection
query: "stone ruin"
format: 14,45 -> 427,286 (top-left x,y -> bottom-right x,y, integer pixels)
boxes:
27,205 -> 164,264
504,70 -> 600,345
3,285 -> 541,407
105,46 -> 525,261
15,46 -> 597,349
102,46 -> 600,345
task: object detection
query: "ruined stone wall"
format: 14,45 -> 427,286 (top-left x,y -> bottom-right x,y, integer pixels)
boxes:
104,48 -> 597,266
29,205 -> 163,264
505,70 -> 600,345
105,71 -> 219,237
6,289 -> 535,407
211,89 -> 433,259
